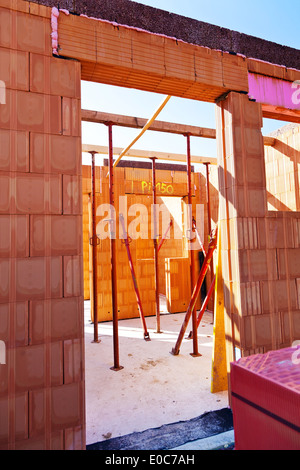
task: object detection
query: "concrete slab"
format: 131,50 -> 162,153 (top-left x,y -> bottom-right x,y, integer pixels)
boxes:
84,300 -> 229,448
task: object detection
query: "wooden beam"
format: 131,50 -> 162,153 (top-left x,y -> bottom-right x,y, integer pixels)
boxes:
82,144 -> 217,165
82,109 -> 276,146
81,109 -> 217,139
262,104 -> 300,124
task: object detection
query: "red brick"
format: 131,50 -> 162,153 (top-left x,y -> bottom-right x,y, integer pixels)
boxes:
260,279 -> 298,314
64,426 -> 85,450
0,393 -> 28,445
30,54 -> 81,98
30,215 -> 82,257
277,248 -> 300,279
63,174 -> 82,215
0,89 -> 61,134
29,297 -> 82,345
16,11 -> 51,55
0,47 -> 29,91
15,173 -> 62,214
0,302 -> 28,348
62,97 -> 81,137
63,339 -> 82,385
15,257 -> 63,302
0,129 -> 29,172
30,133 -> 81,174
63,256 -> 83,298
15,344 -> 45,392
51,383 -> 82,431
0,215 -> 29,257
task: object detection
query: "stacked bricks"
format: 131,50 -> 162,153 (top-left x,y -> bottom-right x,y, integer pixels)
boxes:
81,164 -> 203,321
216,92 -> 300,372
265,124 -> 300,212
0,2 -> 85,450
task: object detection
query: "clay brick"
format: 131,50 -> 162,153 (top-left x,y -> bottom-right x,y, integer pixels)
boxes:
63,174 -> 82,215
0,215 -> 29,257
51,383 -> 82,431
297,279 -> 300,309
30,54 -> 81,98
0,301 -> 28,347
16,11 -> 51,55
240,249 -> 278,283
0,47 -> 29,91
277,248 -> 300,279
63,256 -> 83,298
62,97 -> 81,137
29,297 -> 82,344
15,344 -> 45,392
260,279 -> 298,314
0,393 -> 28,445
281,310 -> 300,344
15,173 -> 62,215
15,257 -> 63,302
0,129 -> 29,172
30,133 -> 81,175
30,215 -> 82,257
64,426 -> 85,450
0,89 -> 61,134
63,339 -> 82,385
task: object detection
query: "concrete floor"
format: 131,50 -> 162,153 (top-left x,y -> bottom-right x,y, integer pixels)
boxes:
84,299 -> 230,447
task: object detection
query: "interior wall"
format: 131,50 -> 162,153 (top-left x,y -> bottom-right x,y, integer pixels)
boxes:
82,164 -> 205,321
0,4 -> 85,450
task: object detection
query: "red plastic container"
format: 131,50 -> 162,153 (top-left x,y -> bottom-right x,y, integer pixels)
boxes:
230,346 -> 300,450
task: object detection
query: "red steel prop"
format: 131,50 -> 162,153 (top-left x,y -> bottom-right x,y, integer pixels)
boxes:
185,133 -> 200,357
157,219 -> 173,253
107,123 -> 123,371
151,157 -> 161,333
192,217 -> 206,257
171,225 -> 218,356
89,151 -> 101,344
188,274 -> 216,339
119,213 -> 151,341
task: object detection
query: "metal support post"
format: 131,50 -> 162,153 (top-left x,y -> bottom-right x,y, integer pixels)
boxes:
89,151 -> 100,344
185,133 -> 200,357
188,275 -> 216,339
151,157 -> 161,333
119,213 -> 151,341
157,219 -> 173,253
171,226 -> 218,356
107,123 -> 123,371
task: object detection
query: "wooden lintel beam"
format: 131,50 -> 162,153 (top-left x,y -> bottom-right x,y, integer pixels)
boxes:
82,109 -> 277,146
81,109 -> 217,139
82,144 -> 217,165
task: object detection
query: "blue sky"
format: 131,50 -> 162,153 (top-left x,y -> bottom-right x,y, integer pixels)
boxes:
81,0 -> 299,164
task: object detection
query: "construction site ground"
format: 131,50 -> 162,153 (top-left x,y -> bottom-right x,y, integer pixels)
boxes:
84,298 -> 234,451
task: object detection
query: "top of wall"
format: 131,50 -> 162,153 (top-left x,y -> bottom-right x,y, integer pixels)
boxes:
29,0 -> 300,71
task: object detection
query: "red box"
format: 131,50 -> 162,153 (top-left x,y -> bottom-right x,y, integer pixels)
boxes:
230,346 -> 300,450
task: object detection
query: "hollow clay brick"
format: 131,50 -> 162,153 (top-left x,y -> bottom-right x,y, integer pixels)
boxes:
63,174 -> 82,215
14,257 -> 63,301
15,173 -> 62,215
0,215 -> 29,258
30,133 -> 81,175
30,215 -> 82,257
16,11 -> 51,55
0,129 -> 29,172
29,297 -> 82,345
0,301 -> 28,348
0,89 -> 62,134
63,256 -> 83,298
51,383 -> 82,431
63,339 -> 82,385
0,47 -> 29,91
30,54 -> 81,98
62,97 -> 81,137
0,393 -> 28,445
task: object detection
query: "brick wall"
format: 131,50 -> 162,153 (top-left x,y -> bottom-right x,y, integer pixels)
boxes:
0,3 -> 85,450
216,92 -> 300,372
